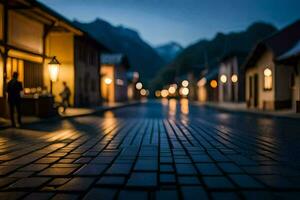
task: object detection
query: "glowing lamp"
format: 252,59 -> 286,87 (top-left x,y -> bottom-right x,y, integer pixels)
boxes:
155,90 -> 161,98
140,89 -> 147,96
48,56 -> 60,82
182,80 -> 189,87
231,74 -> 238,83
180,87 -> 189,96
210,80 -> 218,88
161,89 -> 169,98
220,75 -> 227,83
136,82 -> 143,90
104,77 -> 112,85
168,86 -> 176,94
264,68 -> 272,76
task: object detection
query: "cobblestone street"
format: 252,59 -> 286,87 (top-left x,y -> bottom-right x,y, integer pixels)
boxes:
0,100 -> 300,200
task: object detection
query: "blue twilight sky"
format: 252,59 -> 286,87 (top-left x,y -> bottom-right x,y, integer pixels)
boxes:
39,0 -> 300,47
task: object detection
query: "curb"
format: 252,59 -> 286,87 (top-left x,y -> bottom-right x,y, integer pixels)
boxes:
196,102 -> 300,120
0,101 -> 142,130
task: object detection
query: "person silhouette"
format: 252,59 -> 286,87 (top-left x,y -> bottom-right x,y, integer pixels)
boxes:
6,72 -> 23,127
59,81 -> 71,113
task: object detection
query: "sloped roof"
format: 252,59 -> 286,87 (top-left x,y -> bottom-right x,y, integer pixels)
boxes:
244,20 -> 300,69
278,40 -> 300,60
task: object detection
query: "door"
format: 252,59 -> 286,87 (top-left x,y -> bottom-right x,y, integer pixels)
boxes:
254,74 -> 259,107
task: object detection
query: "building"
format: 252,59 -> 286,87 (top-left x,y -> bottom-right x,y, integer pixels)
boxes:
218,52 -> 247,103
0,0 -> 109,118
197,68 -> 219,102
100,54 -> 129,103
244,20 -> 300,110
278,41 -> 300,112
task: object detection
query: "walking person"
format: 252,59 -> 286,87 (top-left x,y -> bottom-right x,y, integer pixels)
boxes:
6,72 -> 23,127
59,81 -> 71,114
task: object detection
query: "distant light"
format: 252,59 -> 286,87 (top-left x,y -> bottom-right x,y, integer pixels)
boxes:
220,75 -> 227,83
104,77 -> 112,85
133,72 -> 139,80
168,86 -> 176,94
210,80 -> 218,88
136,82 -> 143,90
181,87 -> 189,96
161,89 -> 169,98
182,80 -> 189,87
231,74 -> 238,83
116,79 -> 124,86
264,68 -> 272,76
140,89 -> 147,96
155,90 -> 161,98
198,78 -> 207,87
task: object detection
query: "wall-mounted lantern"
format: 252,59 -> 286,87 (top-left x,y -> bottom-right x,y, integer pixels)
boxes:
48,56 -> 60,95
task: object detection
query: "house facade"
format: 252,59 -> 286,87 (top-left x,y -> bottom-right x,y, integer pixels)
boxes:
197,68 -> 219,102
100,54 -> 129,103
218,53 -> 246,103
245,20 -> 300,111
0,0 -> 108,117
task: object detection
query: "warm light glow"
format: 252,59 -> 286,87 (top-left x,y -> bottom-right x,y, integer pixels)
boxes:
116,79 -> 124,86
264,68 -> 272,76
140,89 -> 147,96
136,82 -> 143,90
168,86 -> 176,94
231,74 -> 238,83
155,90 -> 161,98
48,56 -> 60,82
198,78 -> 207,87
180,98 -> 189,115
182,80 -> 189,87
161,89 -> 169,98
220,75 -> 227,83
210,80 -> 218,88
180,87 -> 189,96
264,68 -> 272,90
104,77 -> 112,85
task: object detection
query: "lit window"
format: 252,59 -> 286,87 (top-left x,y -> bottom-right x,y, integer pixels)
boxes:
263,68 -> 272,90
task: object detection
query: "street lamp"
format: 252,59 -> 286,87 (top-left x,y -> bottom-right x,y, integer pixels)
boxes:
136,82 -> 143,90
220,74 -> 227,83
48,56 -> 60,95
231,74 -> 238,83
104,77 -> 112,103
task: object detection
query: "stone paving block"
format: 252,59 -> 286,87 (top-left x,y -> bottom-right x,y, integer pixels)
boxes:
160,157 -> 173,163
23,192 -> 54,200
160,174 -> 176,184
229,174 -> 265,188
127,172 -> 157,188
160,164 -> 174,173
175,164 -> 198,175
21,164 -> 49,172
178,176 -> 201,185
156,190 -> 178,200
51,193 -> 79,200
36,157 -> 60,164
255,175 -> 294,188
0,178 -> 17,188
9,177 -> 51,189
39,167 -> 77,176
55,177 -> 95,192
48,178 -> 71,187
106,164 -> 132,175
96,176 -> 126,186
0,192 -> 26,200
242,191 -> 274,200
203,176 -> 235,189
83,188 -> 117,200
218,162 -> 243,174
196,163 -> 222,175
75,164 -> 107,176
51,164 -> 81,168
118,190 -> 148,200
211,192 -> 240,200
0,165 -> 20,176
181,186 -> 208,200
74,157 -> 92,164
8,171 -> 34,178
134,159 -> 158,171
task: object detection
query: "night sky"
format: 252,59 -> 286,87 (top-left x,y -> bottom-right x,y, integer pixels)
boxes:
39,0 -> 300,47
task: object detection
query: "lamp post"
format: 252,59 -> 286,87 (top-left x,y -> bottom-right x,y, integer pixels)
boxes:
48,56 -> 60,95
104,77 -> 112,103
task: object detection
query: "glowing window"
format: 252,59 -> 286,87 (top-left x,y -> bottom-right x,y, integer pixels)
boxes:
263,68 -> 272,90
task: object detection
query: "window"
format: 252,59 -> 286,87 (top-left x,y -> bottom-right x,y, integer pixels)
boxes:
263,68 -> 272,90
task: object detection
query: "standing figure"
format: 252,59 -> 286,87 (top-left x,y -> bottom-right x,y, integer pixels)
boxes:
6,72 -> 23,127
59,81 -> 71,113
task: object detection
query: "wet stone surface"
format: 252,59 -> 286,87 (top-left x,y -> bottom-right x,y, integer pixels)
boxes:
0,100 -> 300,199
